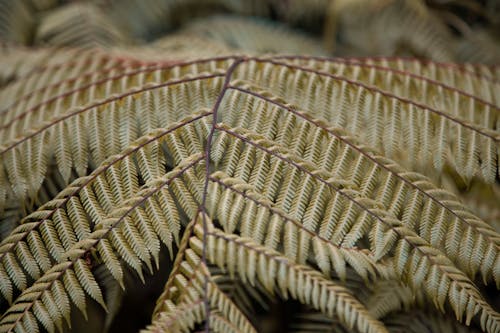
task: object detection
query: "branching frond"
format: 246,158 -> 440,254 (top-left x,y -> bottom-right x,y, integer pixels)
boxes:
276,56 -> 499,127
0,154 -> 202,332
206,124 -> 500,332
0,112 -> 209,297
214,81 -> 499,284
230,58 -> 499,184
0,50 -> 498,333
190,221 -> 389,333
0,63 -> 228,204
356,57 -> 500,105
142,299 -> 206,333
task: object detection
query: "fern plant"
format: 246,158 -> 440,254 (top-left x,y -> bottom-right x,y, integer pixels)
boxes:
0,46 -> 498,333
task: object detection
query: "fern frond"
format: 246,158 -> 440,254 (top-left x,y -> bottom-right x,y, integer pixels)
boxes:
207,170 -> 382,282
0,154 -> 201,332
276,56 -> 499,130
179,15 -> 326,56
0,50 -> 224,127
207,123 -> 499,331
357,57 -> 500,106
142,299 -> 206,333
152,224 -> 258,333
362,280 -> 422,319
231,58 -> 499,183
0,49 -> 132,124
1,50 -> 498,333
209,271 -> 270,320
211,95 -> 499,285
0,62 -> 228,204
34,3 -> 131,48
190,222 -> 389,333
0,48 -> 121,101
0,115 -> 208,301
0,60 -> 226,144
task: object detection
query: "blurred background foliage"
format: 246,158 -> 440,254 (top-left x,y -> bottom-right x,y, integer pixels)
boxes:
1,0 -> 499,63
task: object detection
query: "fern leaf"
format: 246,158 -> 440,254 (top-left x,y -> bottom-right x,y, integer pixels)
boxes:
231,58 -> 499,184
190,220 -> 389,333
0,155 -> 201,332
0,62 -> 230,205
0,115 -> 209,300
358,58 -> 500,106
142,300 -> 205,333
1,49 -> 499,333
34,3 -> 130,48
208,123 -> 499,331
212,102 -> 499,285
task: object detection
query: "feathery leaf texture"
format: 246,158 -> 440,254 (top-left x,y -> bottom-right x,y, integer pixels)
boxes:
0,50 -> 499,333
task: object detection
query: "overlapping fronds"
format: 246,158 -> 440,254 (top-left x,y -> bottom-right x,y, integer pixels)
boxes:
2,0 -> 499,64
324,0 -> 455,60
0,1 -> 498,333
0,49 -> 499,333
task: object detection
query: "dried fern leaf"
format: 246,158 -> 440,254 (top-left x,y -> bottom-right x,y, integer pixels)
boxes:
0,61 -> 230,203
0,52 -> 499,333
210,124 -> 499,332
207,170 -> 382,282
152,227 -> 258,333
0,49 -> 131,119
276,56 -> 499,129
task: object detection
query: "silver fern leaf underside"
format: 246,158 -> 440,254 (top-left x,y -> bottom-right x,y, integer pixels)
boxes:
0,50 -> 498,333
0,1 -> 499,333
